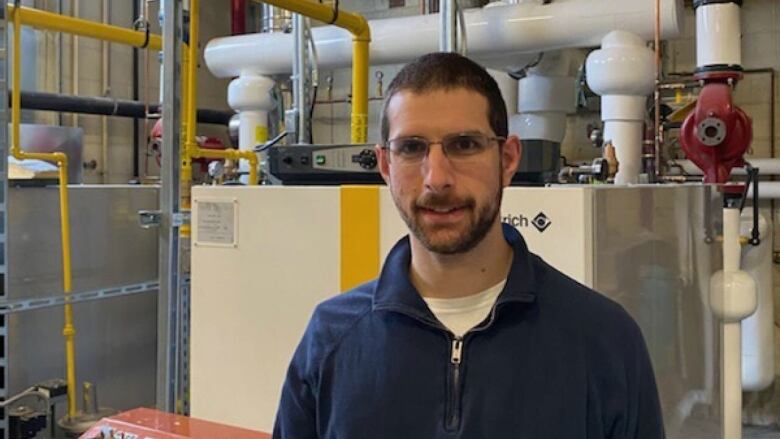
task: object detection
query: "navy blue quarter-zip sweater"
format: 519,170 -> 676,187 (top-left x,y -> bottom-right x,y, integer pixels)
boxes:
274,224 -> 664,438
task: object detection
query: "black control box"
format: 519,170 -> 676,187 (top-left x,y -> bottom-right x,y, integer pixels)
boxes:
268,144 -> 384,185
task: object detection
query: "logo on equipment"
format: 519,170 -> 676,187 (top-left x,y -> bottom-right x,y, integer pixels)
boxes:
502,212 -> 552,233
532,212 -> 551,233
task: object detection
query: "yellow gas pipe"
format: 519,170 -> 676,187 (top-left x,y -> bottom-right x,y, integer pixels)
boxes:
8,3 -> 162,419
10,4 -> 77,418
8,4 -> 162,50
180,0 -> 257,240
254,0 -> 371,143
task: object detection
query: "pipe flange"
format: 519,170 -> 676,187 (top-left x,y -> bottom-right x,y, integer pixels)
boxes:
693,0 -> 743,9
694,64 -> 744,75
697,117 -> 727,146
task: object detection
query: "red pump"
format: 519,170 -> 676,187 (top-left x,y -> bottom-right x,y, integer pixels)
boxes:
680,71 -> 752,183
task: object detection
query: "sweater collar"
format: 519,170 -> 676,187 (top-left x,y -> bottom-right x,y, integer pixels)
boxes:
372,223 -> 537,318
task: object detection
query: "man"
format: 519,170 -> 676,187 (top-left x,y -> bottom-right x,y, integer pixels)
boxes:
274,52 -> 664,438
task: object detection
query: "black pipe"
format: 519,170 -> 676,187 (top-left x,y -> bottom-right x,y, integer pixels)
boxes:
13,90 -> 235,125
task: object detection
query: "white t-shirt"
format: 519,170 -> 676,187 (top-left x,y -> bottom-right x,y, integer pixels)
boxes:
422,279 -> 507,337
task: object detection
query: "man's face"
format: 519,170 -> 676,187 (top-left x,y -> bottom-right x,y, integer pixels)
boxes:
377,88 -> 521,254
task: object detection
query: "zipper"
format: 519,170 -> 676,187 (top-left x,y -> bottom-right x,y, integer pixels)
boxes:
446,337 -> 464,431
443,304 -> 503,431
377,302 -> 507,432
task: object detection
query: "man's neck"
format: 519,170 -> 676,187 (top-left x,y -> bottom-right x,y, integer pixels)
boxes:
409,223 -> 513,299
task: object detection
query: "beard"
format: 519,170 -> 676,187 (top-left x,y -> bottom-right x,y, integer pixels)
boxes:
393,186 -> 502,255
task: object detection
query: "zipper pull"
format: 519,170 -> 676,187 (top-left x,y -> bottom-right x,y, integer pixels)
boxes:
451,338 -> 463,365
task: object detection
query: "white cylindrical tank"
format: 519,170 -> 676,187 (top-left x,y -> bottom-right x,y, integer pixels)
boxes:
586,31 -> 655,184
740,211 -> 775,391
696,1 -> 742,69
205,0 -> 683,77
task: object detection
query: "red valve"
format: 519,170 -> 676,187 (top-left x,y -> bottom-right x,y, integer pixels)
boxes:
149,119 -> 227,173
680,71 -> 752,183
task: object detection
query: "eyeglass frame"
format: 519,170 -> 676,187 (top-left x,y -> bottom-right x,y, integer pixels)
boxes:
381,131 -> 507,165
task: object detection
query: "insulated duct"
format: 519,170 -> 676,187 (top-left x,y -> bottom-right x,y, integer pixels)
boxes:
204,0 -> 683,77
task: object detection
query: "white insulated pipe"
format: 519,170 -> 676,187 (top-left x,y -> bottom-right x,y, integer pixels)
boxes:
740,211 -> 774,391
292,14 -> 308,144
605,118 -> 646,182
586,31 -> 655,184
722,207 -> 744,439
204,0 -> 683,78
228,75 -> 275,180
747,182 -> 780,200
510,51 -> 581,142
696,2 -> 742,69
711,206 -> 757,439
722,207 -> 742,439
512,75 -> 572,142
722,315 -> 742,439
489,69 -> 518,122
672,159 -> 780,176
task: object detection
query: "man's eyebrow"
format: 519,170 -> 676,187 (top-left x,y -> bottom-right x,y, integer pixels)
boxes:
447,130 -> 484,136
393,130 -> 486,139
389,133 -> 427,139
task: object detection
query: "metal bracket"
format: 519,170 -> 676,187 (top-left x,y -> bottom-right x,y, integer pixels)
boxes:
173,211 -> 191,227
0,280 -> 159,314
138,210 -> 162,228
738,166 -> 761,246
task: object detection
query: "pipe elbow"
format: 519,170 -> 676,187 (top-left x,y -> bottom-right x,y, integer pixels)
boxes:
349,15 -> 371,42
53,152 -> 69,165
241,150 -> 258,164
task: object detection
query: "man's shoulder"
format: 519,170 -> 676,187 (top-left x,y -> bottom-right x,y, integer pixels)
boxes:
529,253 -> 644,345
300,280 -> 377,356
313,280 -> 376,324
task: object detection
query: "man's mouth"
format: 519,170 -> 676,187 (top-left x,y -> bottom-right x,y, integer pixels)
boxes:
422,206 -> 462,214
416,204 -> 469,224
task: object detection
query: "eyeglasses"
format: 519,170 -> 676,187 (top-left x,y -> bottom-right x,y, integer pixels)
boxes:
383,132 -> 505,165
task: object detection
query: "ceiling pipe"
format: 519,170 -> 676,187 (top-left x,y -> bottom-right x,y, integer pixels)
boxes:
204,0 -> 683,77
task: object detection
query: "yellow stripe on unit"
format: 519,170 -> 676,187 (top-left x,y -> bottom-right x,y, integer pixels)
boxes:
340,185 -> 380,291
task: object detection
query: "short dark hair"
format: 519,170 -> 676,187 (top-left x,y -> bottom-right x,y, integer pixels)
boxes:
380,52 -> 508,143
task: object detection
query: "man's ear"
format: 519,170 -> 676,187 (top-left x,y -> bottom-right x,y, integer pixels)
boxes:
501,135 -> 521,187
376,144 -> 391,185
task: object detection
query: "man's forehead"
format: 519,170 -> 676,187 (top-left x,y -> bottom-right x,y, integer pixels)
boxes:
387,87 -> 488,108
384,88 -> 492,138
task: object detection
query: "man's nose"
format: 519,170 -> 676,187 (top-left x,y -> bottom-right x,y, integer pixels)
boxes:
422,144 -> 455,192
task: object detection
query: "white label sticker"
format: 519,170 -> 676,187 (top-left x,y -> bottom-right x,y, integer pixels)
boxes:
196,200 -> 237,247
